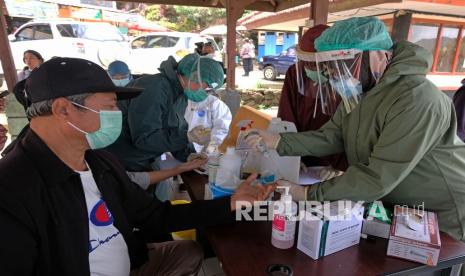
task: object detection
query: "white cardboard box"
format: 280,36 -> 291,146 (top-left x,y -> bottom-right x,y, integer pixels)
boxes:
297,201 -> 364,260
387,206 -> 441,266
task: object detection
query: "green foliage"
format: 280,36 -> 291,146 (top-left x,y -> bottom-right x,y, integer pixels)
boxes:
255,81 -> 265,89
144,5 -> 226,32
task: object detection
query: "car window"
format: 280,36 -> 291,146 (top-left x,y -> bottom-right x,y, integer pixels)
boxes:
33,24 -> 53,40
16,26 -> 34,41
56,24 -> 76,38
287,47 -> 296,56
56,24 -> 124,41
146,36 -> 179,48
131,37 -> 147,49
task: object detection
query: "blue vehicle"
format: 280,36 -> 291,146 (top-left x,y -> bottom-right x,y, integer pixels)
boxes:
258,46 -> 296,80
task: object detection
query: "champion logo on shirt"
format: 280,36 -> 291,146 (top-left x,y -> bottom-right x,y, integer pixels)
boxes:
197,110 -> 206,117
90,199 -> 114,226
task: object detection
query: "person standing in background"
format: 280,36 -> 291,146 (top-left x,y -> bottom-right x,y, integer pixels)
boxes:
107,60 -> 133,87
17,50 -> 44,82
240,39 -> 255,76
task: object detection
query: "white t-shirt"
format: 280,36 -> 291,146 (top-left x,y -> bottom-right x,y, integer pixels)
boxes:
78,169 -> 131,276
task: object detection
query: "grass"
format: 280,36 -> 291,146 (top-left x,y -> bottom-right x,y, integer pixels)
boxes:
255,81 -> 265,89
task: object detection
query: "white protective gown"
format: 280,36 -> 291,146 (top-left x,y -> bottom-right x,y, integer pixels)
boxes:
184,95 -> 232,152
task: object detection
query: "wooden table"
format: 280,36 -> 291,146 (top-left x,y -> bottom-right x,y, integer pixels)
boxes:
207,221 -> 465,276
181,172 -> 465,276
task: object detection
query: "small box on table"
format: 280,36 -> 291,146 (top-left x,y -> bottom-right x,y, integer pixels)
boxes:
297,201 -> 364,260
387,206 -> 441,266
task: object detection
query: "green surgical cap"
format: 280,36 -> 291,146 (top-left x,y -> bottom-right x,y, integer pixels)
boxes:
315,17 -> 393,52
178,53 -> 224,88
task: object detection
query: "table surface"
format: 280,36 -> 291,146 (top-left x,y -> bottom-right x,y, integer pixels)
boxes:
181,172 -> 465,276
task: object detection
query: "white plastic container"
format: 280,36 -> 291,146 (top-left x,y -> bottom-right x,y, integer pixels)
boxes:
215,147 -> 242,190
261,118 -> 300,183
271,187 -> 297,249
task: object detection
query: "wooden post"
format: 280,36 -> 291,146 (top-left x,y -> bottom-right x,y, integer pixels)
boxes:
311,0 -> 329,25
391,11 -> 412,43
225,0 -> 256,90
298,26 -> 304,41
226,0 -> 240,90
0,0 -> 16,91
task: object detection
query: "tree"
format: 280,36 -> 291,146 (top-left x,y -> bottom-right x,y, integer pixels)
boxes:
143,5 -> 226,32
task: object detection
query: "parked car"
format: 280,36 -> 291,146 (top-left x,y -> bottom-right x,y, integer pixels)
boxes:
258,46 -> 296,80
127,32 -> 222,75
5,20 -> 129,74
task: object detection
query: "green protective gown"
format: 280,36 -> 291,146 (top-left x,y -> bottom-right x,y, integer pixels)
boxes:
277,41 -> 465,241
107,57 -> 195,172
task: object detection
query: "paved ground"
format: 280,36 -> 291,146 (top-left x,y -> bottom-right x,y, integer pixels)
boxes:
234,65 -> 284,90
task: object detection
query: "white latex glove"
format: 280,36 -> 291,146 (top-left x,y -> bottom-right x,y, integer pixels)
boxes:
187,126 -> 212,145
243,129 -> 281,151
318,166 -> 344,181
187,152 -> 208,162
276,180 -> 306,202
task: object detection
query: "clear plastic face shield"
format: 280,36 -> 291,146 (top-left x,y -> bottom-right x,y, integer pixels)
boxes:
297,48 -> 364,114
295,47 -> 335,117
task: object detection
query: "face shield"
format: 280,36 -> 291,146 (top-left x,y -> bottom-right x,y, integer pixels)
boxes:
296,47 -> 360,115
300,49 -> 364,114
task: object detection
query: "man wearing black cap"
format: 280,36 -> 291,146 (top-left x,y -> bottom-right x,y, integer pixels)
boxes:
0,58 -> 274,276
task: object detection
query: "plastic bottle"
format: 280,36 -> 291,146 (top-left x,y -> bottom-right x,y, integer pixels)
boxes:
261,118 -> 300,184
215,147 -> 242,189
235,120 -> 254,150
271,186 -> 297,249
235,120 -> 261,178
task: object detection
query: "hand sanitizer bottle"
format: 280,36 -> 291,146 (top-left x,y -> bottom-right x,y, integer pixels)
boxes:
271,186 -> 297,249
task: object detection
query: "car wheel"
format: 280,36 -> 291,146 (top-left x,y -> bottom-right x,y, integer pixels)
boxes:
263,66 -> 277,81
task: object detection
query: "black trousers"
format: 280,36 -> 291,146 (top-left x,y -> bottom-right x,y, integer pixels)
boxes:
242,58 -> 253,75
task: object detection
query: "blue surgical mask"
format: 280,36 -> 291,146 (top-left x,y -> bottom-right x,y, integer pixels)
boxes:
184,89 -> 208,102
329,77 -> 362,99
304,68 -> 328,84
67,102 -> 122,149
112,77 -> 131,87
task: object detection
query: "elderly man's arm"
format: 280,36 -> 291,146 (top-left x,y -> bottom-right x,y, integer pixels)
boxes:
306,92 -> 451,202
0,190 -> 38,275
100,151 -> 272,237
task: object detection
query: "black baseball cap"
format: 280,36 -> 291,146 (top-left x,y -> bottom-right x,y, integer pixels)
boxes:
25,57 -> 142,103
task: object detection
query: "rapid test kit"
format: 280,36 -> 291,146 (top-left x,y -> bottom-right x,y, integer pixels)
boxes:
387,206 -> 441,266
